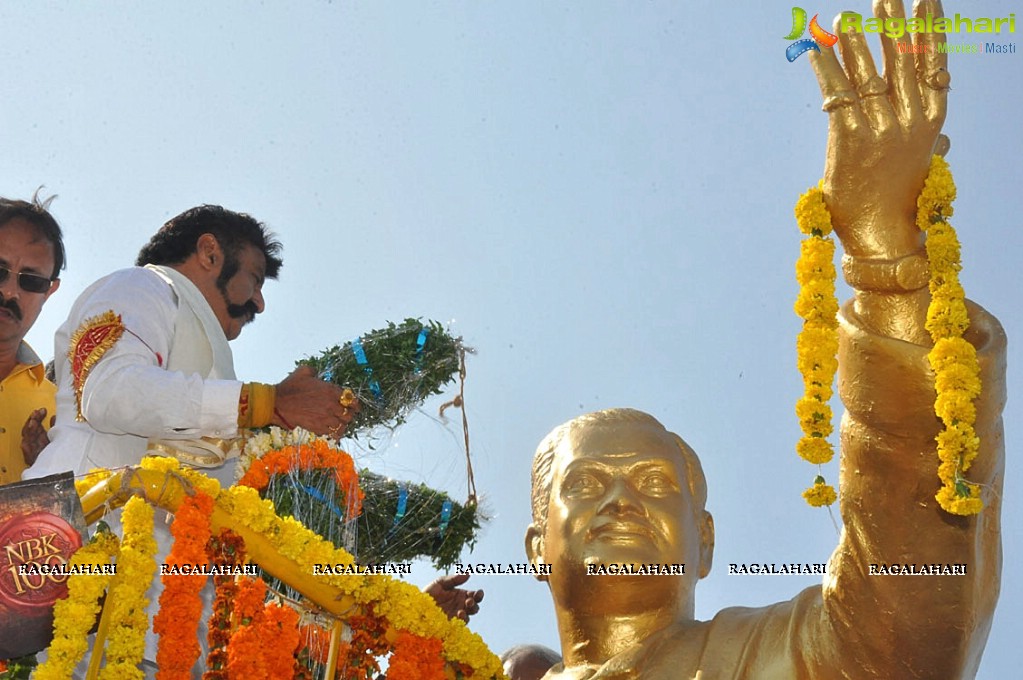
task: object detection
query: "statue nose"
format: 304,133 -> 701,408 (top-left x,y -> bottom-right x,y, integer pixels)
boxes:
598,478 -> 643,515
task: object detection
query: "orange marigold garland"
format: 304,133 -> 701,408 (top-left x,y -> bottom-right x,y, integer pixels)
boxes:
131,457 -> 504,678
339,614 -> 389,679
237,438 -> 364,518
225,577 -> 269,678
154,491 -> 214,680
259,603 -> 302,678
203,530 -> 247,680
225,579 -> 302,679
387,631 -> 446,680
793,184 -> 840,507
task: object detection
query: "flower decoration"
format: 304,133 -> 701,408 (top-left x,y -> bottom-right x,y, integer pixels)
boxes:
153,491 -> 214,680
917,155 -> 984,516
388,631 -> 446,680
35,528 -> 120,680
793,183 -> 839,507
237,435 -> 364,518
99,496 -> 157,679
203,530 -> 247,680
73,459 -> 504,678
298,318 -> 464,436
793,157 -> 984,517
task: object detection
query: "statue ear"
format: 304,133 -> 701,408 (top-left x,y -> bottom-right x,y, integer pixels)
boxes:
699,511 -> 715,579
525,524 -> 549,582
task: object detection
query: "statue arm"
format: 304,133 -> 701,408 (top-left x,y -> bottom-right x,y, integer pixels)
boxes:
810,300 -> 1005,678
800,1 -> 1004,676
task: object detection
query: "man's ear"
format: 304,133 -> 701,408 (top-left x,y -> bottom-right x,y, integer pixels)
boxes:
698,511 -> 715,579
196,233 -> 223,272
525,523 -> 548,582
44,278 -> 60,301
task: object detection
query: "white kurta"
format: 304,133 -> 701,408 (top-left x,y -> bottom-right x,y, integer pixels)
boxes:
26,265 -> 242,487
24,265 -> 246,677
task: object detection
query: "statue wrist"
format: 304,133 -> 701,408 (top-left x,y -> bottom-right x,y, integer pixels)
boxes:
841,250 -> 929,293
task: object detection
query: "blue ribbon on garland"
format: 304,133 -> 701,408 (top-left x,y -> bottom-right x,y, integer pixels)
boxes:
352,337 -> 384,402
438,500 -> 453,538
413,327 -> 429,375
287,480 -> 345,521
393,486 -> 408,526
383,485 -> 409,546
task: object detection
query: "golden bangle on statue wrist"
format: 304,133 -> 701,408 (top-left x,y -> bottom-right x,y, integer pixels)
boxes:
841,250 -> 929,293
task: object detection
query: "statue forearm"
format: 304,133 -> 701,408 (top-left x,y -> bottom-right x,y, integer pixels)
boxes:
823,298 -> 1006,677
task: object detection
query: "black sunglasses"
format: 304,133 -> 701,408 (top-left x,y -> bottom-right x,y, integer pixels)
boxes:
0,265 -> 54,294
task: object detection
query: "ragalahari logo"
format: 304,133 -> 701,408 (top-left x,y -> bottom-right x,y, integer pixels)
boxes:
785,7 -> 839,61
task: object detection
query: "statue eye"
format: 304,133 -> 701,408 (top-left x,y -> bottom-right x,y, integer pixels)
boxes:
638,472 -> 673,496
564,472 -> 603,498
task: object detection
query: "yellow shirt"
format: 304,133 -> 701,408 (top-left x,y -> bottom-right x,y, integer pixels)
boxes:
0,342 -> 56,485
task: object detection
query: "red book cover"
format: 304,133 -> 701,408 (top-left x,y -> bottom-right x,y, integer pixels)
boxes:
0,472 -> 87,659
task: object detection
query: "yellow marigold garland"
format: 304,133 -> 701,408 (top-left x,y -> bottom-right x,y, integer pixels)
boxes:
793,157 -> 983,516
99,497 -> 157,680
131,457 -> 504,678
35,528 -> 120,680
793,184 -> 840,507
917,155 -> 984,516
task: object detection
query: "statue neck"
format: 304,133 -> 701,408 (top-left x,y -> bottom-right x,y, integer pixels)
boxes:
552,582 -> 693,669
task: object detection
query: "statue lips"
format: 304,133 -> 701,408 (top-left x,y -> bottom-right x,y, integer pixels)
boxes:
588,520 -> 656,546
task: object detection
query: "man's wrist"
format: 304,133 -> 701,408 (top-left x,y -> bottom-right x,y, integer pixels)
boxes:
238,382 -> 276,428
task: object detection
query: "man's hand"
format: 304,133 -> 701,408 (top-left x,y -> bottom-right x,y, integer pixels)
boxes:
810,0 -> 948,259
21,408 -> 54,467
272,366 -> 357,437
424,573 -> 484,622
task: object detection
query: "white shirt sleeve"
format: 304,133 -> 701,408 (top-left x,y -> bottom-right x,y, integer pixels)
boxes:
71,268 -> 242,440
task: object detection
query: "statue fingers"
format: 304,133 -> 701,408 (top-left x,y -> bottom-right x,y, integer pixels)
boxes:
809,48 -> 867,131
873,0 -> 924,124
914,0 -> 950,125
835,15 -> 895,131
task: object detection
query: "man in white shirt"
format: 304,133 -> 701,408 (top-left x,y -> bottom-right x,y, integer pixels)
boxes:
25,205 -> 483,676
24,205 -> 355,676
26,204 -> 352,487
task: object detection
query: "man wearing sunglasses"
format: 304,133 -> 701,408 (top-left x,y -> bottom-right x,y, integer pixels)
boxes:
0,194 -> 64,485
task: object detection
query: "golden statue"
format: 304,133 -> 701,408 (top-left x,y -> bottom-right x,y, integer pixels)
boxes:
523,1 -> 1004,678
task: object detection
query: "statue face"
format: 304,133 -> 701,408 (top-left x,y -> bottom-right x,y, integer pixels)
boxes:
542,420 -> 700,575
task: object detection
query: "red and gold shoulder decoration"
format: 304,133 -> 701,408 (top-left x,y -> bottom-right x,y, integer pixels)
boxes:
68,310 -> 125,421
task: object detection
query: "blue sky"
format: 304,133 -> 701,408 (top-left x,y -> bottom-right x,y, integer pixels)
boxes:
3,1 -> 1020,676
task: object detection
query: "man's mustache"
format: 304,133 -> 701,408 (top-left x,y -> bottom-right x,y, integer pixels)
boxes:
227,299 -> 259,323
0,294 -> 23,321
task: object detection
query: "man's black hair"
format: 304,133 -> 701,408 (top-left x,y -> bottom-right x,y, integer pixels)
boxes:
0,190 -> 67,280
135,205 -> 283,280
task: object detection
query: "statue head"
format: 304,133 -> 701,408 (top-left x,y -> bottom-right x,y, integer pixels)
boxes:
525,408 -> 714,617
